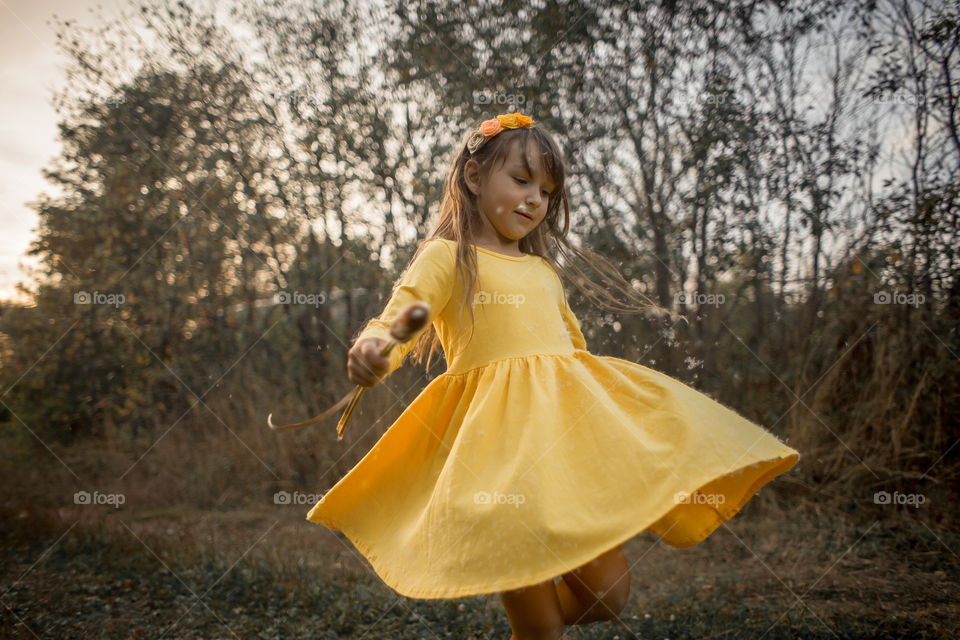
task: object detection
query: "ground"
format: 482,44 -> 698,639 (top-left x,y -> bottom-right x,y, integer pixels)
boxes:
2,488 -> 957,639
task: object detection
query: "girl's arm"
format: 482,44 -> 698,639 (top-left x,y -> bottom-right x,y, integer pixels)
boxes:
351,239 -> 456,380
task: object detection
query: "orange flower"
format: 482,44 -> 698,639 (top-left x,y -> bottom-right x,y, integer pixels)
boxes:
467,112 -> 536,154
479,118 -> 504,136
497,112 -> 534,128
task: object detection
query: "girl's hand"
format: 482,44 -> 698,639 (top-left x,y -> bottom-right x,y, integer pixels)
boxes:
347,337 -> 390,387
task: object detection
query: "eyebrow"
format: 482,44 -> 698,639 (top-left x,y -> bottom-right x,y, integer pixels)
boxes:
511,158 -> 556,191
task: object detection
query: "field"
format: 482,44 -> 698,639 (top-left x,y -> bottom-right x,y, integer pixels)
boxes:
3,473 -> 956,639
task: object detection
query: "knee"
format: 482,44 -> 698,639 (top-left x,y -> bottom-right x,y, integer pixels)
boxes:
585,582 -> 630,621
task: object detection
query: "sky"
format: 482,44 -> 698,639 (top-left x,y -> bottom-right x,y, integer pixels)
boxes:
0,0 -> 131,304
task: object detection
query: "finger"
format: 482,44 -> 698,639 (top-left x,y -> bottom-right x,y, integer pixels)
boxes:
351,373 -> 375,388
349,371 -> 376,388
360,338 -> 386,359
354,353 -> 385,378
355,352 -> 389,385
348,360 -> 378,387
360,342 -> 390,375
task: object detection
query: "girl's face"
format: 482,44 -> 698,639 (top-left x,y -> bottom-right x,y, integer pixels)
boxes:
465,138 -> 556,246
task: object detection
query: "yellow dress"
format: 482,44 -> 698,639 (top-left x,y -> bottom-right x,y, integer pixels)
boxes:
306,237 -> 800,599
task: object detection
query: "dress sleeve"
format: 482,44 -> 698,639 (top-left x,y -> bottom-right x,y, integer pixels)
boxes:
560,291 -> 588,351
353,239 -> 456,376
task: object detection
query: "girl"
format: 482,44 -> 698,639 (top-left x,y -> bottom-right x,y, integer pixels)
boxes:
306,112 -> 800,639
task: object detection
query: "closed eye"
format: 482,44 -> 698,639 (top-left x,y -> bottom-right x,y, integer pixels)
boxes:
514,177 -> 552,197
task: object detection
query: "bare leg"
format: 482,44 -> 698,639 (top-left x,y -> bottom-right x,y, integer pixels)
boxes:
498,545 -> 631,637
555,544 -> 631,625
499,578 -> 567,640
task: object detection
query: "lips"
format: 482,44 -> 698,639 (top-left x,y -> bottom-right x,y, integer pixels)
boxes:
515,210 -> 533,221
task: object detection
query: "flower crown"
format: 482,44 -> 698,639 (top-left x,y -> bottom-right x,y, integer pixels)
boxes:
466,112 -> 536,154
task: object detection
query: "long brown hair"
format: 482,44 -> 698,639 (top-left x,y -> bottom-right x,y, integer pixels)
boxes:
364,121 -> 678,372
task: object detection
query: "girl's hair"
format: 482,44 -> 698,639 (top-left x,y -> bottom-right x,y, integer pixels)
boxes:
367,121 -> 677,372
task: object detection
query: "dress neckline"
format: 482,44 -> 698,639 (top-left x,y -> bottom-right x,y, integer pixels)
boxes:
472,245 -> 535,261
432,237 -> 536,261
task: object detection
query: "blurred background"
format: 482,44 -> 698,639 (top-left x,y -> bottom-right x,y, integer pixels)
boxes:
1,0 -> 957,637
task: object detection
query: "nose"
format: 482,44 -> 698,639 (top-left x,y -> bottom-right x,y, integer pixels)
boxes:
526,189 -> 542,208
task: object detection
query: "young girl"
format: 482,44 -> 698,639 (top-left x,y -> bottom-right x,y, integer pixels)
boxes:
306,112 -> 800,639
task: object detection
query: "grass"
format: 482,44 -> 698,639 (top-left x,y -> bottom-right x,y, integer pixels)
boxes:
2,484 -> 957,639
1,364 -> 957,640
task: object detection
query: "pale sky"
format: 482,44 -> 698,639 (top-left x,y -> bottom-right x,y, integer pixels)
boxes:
0,0 -> 131,303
